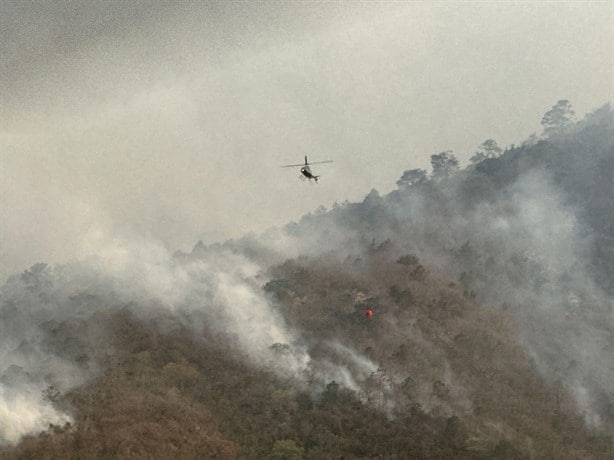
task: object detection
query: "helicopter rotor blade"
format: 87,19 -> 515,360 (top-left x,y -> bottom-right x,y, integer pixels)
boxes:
281,159 -> 332,168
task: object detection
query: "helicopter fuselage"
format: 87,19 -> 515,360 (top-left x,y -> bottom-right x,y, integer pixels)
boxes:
300,166 -> 318,181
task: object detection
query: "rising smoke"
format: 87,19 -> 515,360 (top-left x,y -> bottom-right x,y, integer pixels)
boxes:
0,228 -> 381,443
2,106 -> 612,444
258,106 -> 614,426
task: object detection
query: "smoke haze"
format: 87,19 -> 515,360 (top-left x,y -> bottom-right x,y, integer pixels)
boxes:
1,107 -> 612,447
1,1 -> 613,452
2,1 -> 612,279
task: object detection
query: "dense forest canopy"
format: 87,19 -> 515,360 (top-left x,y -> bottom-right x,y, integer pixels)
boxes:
1,102 -> 613,458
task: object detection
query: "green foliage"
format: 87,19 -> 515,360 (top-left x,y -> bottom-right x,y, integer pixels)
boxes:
270,439 -> 305,459
264,279 -> 297,300
270,342 -> 291,354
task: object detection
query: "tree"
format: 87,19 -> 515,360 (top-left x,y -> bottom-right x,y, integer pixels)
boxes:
396,168 -> 428,189
430,151 -> 459,179
314,205 -> 327,215
270,343 -> 291,355
469,139 -> 502,164
541,99 -> 576,136
270,439 -> 304,459
320,381 -> 340,405
362,188 -> 384,206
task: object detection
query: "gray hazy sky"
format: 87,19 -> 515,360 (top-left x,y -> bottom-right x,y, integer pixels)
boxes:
1,0 -> 613,280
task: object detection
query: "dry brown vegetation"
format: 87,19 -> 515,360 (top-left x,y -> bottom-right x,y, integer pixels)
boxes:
266,247 -> 610,458
4,103 -> 613,459
3,245 -> 611,459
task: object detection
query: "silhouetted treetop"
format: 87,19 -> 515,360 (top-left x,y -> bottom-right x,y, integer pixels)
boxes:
542,99 -> 576,137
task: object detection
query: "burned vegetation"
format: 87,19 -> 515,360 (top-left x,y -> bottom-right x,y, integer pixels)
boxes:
2,104 -> 613,458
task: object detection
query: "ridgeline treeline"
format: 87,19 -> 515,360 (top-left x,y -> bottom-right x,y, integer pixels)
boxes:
1,102 -> 613,458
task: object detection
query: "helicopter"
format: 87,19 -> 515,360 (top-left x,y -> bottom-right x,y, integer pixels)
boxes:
281,156 -> 332,182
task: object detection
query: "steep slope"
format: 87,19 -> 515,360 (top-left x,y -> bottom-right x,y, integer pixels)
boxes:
262,105 -> 614,429
264,247 -> 606,458
1,104 -> 612,458
2,247 -> 609,458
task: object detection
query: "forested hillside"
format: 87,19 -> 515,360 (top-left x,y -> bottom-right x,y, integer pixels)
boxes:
1,103 -> 613,458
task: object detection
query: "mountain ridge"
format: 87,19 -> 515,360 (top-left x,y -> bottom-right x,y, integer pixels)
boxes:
1,102 -> 613,458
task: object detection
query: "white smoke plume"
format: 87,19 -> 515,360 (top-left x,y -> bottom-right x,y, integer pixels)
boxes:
1,227 -> 385,444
